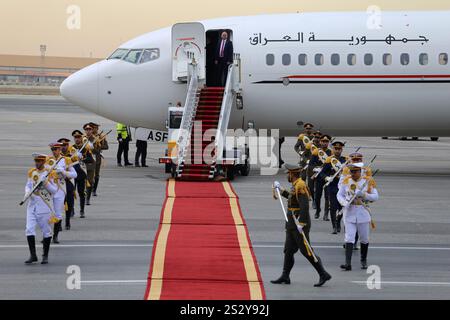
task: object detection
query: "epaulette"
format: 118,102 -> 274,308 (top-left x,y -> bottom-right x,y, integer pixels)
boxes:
312,149 -> 319,156
293,178 -> 310,197
364,167 -> 373,176
325,156 -> 333,164
298,133 -> 305,140
65,156 -> 72,166
28,168 -> 35,178
342,167 -> 350,175
365,176 -> 377,190
343,176 -> 351,185
305,142 -> 312,150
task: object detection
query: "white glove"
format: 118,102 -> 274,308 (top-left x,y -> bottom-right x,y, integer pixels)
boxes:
77,151 -> 83,159
341,200 -> 350,207
273,181 -> 281,189
313,167 -> 321,173
355,190 -> 365,198
56,168 -> 66,177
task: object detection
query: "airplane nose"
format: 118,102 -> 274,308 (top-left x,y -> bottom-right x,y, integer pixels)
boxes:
60,62 -> 99,113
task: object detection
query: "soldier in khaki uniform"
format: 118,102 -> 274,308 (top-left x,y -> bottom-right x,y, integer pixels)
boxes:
271,164 -> 331,287
72,130 -> 94,218
89,122 -> 109,197
294,123 -> 315,181
83,124 -> 99,205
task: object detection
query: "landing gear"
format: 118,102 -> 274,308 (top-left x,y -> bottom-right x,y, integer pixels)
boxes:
278,137 -> 285,168
239,160 -> 250,176
431,137 -> 439,141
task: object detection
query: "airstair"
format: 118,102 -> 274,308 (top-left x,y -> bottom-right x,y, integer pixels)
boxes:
175,55 -> 240,181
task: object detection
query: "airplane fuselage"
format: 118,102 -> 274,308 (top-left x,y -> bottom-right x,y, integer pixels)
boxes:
61,11 -> 450,137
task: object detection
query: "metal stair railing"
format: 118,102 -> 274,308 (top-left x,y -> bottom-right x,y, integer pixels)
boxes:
213,62 -> 236,165
175,60 -> 200,175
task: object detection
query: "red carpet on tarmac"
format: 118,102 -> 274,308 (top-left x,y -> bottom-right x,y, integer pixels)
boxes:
144,179 -> 266,300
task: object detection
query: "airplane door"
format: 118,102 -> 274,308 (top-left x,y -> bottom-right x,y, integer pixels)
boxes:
172,22 -> 205,82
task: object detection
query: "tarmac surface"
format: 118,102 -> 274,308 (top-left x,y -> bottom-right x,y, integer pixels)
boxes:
1,95 -> 450,300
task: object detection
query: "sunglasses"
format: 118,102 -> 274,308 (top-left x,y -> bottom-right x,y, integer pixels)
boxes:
51,148 -> 59,151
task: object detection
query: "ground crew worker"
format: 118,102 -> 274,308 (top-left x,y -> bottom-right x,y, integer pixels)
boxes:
24,153 -> 58,265
271,164 -> 332,287
116,123 -> 132,167
72,130 -> 94,218
58,138 -> 76,230
310,134 -> 332,220
83,124 -> 99,205
46,142 -> 77,243
135,138 -> 148,167
320,141 -> 347,234
337,162 -> 379,270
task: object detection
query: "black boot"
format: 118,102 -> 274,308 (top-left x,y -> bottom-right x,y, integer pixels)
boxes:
312,257 -> 332,287
93,177 -> 99,197
271,273 -> 291,284
25,236 -> 38,264
314,209 -> 321,219
360,243 -> 369,269
331,227 -> 338,235
53,222 -> 61,244
135,162 -> 141,168
41,237 -> 51,264
80,197 -> 85,218
271,253 -> 294,284
65,212 -> 71,230
340,243 -> 353,271
86,187 -> 92,206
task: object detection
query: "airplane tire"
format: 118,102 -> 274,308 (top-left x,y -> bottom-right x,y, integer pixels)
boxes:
240,161 -> 250,176
431,137 -> 439,141
412,137 -> 419,141
227,167 -> 235,181
382,137 -> 388,140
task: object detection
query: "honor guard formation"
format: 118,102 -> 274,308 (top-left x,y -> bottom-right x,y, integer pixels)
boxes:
20,123 -> 110,265
271,122 -> 379,286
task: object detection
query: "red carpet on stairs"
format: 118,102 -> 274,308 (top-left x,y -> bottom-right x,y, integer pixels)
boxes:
144,179 -> 265,300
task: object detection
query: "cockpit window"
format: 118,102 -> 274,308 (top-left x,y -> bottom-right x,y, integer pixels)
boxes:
140,49 -> 160,64
123,49 -> 143,64
108,48 -> 129,60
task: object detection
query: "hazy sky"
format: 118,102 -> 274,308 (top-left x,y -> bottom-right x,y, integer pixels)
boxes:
1,0 -> 449,58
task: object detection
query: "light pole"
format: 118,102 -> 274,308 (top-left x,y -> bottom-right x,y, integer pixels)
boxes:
39,45 -> 46,85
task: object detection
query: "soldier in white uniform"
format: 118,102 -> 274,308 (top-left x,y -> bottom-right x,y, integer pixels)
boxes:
46,142 -> 77,243
337,162 -> 379,270
24,154 -> 58,264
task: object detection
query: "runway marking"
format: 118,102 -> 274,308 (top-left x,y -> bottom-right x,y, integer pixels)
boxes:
81,280 -> 147,285
2,244 -> 450,251
352,281 -> 450,287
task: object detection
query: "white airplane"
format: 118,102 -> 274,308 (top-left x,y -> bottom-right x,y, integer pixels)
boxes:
61,10 -> 450,138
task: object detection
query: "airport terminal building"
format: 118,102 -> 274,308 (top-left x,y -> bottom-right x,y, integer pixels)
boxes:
0,54 -> 99,86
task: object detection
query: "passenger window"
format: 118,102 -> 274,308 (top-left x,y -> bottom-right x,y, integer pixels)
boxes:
383,54 -> 392,66
439,53 -> 448,65
400,53 -> 410,65
298,54 -> 308,66
266,54 -> 275,66
364,54 -> 373,66
108,48 -> 129,60
282,54 -> 291,66
123,49 -> 143,64
331,54 -> 340,66
347,54 -> 356,66
419,53 -> 428,66
315,54 -> 324,66
140,49 -> 160,64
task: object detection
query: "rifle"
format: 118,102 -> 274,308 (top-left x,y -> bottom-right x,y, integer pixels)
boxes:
20,157 -> 63,206
323,147 -> 365,187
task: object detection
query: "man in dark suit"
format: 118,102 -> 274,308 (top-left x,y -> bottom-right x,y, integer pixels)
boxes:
215,31 -> 233,86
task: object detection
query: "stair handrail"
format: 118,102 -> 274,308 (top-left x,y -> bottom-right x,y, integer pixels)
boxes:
176,60 -> 199,172
213,62 -> 236,164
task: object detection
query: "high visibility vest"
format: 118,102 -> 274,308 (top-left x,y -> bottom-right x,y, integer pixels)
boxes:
116,123 -> 129,139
